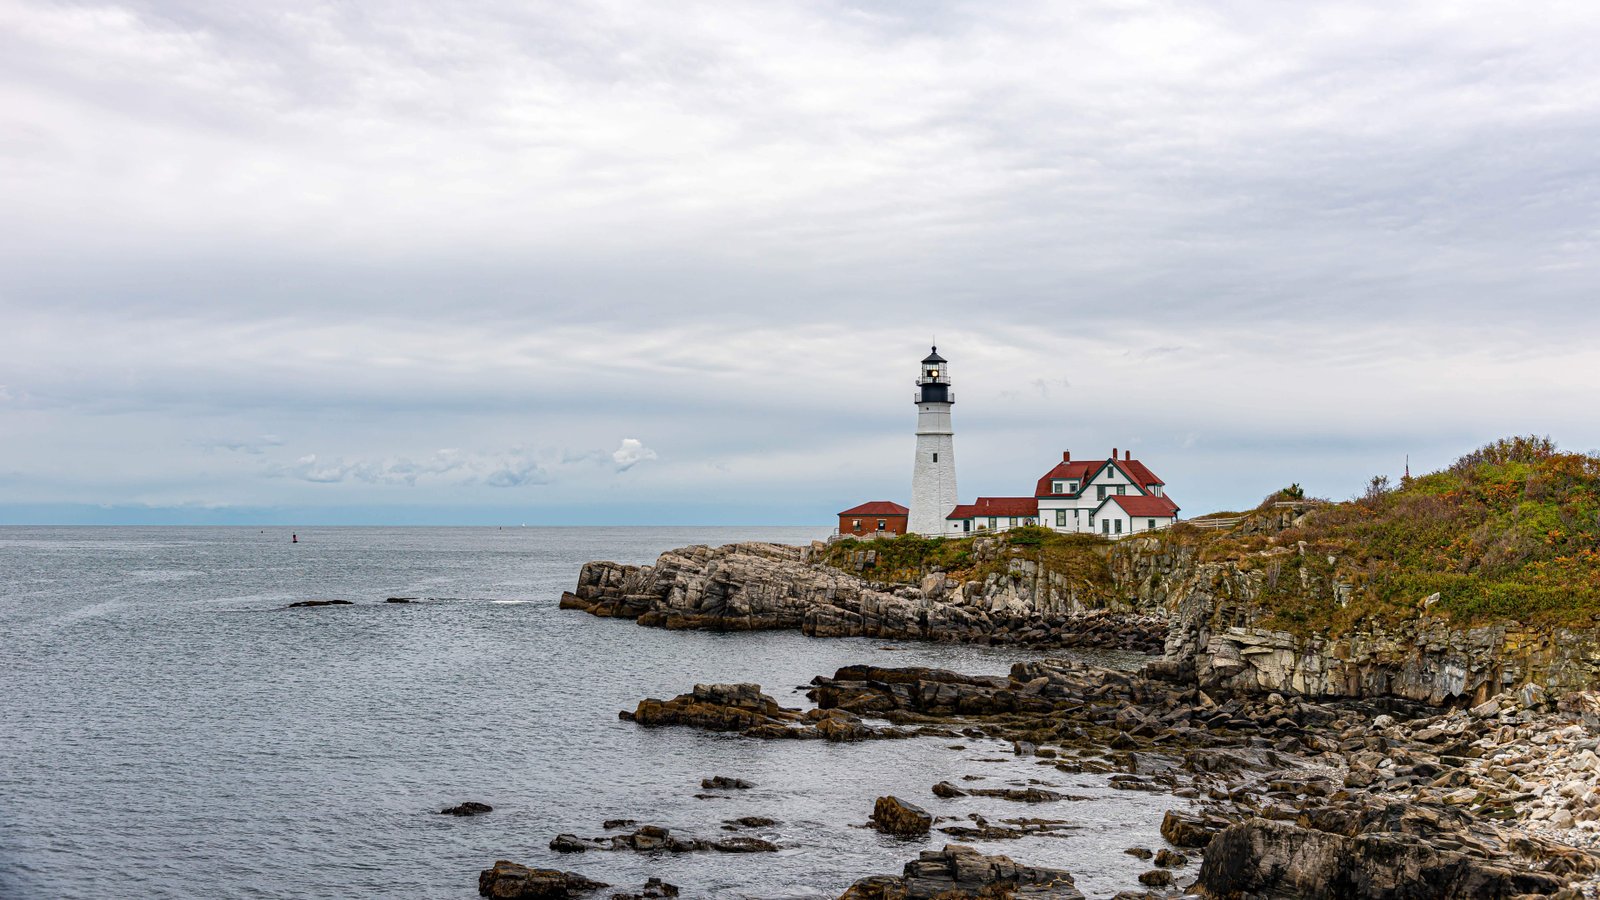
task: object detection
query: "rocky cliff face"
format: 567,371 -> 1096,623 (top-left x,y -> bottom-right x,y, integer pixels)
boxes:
560,542 -> 1163,651
1115,536 -> 1600,704
562,537 -> 1600,702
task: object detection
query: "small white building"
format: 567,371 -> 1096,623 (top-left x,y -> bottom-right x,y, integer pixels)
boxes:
1034,448 -> 1179,536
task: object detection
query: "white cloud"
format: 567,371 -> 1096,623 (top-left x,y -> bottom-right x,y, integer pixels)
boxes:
612,438 -> 658,472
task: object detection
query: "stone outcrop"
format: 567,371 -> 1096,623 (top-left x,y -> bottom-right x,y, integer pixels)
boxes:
837,844 -> 1084,899
477,861 -> 607,898
1196,818 -> 1566,899
561,542 -> 1163,651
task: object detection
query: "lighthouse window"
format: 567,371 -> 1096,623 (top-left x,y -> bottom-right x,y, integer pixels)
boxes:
932,453 -> 938,462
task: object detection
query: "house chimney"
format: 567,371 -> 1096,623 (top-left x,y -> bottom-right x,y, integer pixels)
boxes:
1112,447 -> 1118,459
1125,450 -> 1131,461
1062,450 -> 1070,462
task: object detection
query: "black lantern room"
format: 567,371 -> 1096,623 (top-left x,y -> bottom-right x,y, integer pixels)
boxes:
915,346 -> 952,404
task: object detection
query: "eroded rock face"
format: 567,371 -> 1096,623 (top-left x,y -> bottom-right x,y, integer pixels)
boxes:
477,861 -> 607,898
561,542 -> 1163,651
837,843 -> 1084,900
1196,818 -> 1566,899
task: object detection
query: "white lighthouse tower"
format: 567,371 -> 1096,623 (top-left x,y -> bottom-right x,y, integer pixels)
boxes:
908,346 -> 958,535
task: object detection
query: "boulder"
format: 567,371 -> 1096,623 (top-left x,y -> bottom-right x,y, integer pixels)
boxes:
701,776 -> 753,790
1159,810 -> 1216,848
1196,818 -> 1566,899
871,796 -> 933,837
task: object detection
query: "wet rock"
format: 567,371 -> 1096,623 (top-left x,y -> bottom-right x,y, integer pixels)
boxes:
1124,847 -> 1153,860
385,597 -> 416,603
478,861 -> 608,898
442,801 -> 494,817
1136,869 -> 1171,887
602,819 -> 636,830
549,834 -> 591,853
702,776 -> 753,790
871,796 -> 933,837
1153,848 -> 1186,868
1159,810 -> 1216,848
837,843 -> 1084,899
932,781 -> 968,798
724,816 -> 778,829
289,599 -> 353,607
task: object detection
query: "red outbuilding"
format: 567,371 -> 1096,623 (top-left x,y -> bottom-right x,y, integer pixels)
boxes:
838,501 -> 910,536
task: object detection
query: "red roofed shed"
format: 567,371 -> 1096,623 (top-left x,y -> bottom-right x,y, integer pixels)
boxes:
838,501 -> 909,536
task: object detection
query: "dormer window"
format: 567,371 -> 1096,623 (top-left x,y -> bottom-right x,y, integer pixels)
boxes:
1152,485 -> 1163,497
1067,480 -> 1078,493
1052,480 -> 1065,493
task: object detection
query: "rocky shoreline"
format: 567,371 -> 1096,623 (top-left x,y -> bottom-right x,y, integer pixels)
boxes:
472,539 -> 1600,899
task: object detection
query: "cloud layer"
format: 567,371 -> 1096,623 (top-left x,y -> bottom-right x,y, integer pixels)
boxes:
2,0 -> 1598,523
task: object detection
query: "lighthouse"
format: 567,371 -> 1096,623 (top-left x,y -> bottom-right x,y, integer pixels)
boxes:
908,346 -> 958,535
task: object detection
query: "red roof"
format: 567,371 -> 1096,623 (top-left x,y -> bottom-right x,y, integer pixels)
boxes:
1107,495 -> 1179,517
946,497 -> 1039,519
838,501 -> 909,517
1035,456 -> 1165,497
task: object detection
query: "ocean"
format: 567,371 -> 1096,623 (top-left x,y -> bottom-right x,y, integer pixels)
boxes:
0,526 -> 1186,898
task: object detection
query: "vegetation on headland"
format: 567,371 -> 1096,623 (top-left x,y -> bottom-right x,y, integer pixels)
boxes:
821,525 -> 1115,597
823,436 -> 1600,632
1172,436 -> 1600,630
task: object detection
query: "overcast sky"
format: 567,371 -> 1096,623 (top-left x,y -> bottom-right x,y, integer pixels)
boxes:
3,0 -> 1598,525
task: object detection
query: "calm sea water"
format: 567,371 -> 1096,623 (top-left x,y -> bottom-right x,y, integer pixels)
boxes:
0,527 -> 1185,899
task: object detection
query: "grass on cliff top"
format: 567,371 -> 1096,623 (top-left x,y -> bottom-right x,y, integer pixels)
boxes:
1172,436 -> 1600,630
821,526 -> 1115,597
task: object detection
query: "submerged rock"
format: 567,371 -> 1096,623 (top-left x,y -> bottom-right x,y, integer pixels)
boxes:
701,776 -> 753,790
288,599 -> 353,608
549,825 -> 777,855
441,801 -> 493,817
837,843 -> 1084,899
478,861 -> 608,898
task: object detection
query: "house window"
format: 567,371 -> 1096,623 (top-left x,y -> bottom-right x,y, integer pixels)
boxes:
851,519 -> 861,532
1101,519 -> 1109,534
877,519 -> 887,530
1114,520 -> 1123,534
1097,486 -> 1107,500
988,517 -> 997,530
963,520 -> 971,532
1148,518 -> 1156,530
1067,480 -> 1078,493
1008,517 -> 1016,527
1052,480 -> 1064,493
1055,509 -> 1067,527
1116,485 -> 1126,495
1152,485 -> 1162,497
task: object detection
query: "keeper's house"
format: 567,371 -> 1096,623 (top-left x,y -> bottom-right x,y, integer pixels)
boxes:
837,501 -> 910,536
946,447 -> 1179,537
